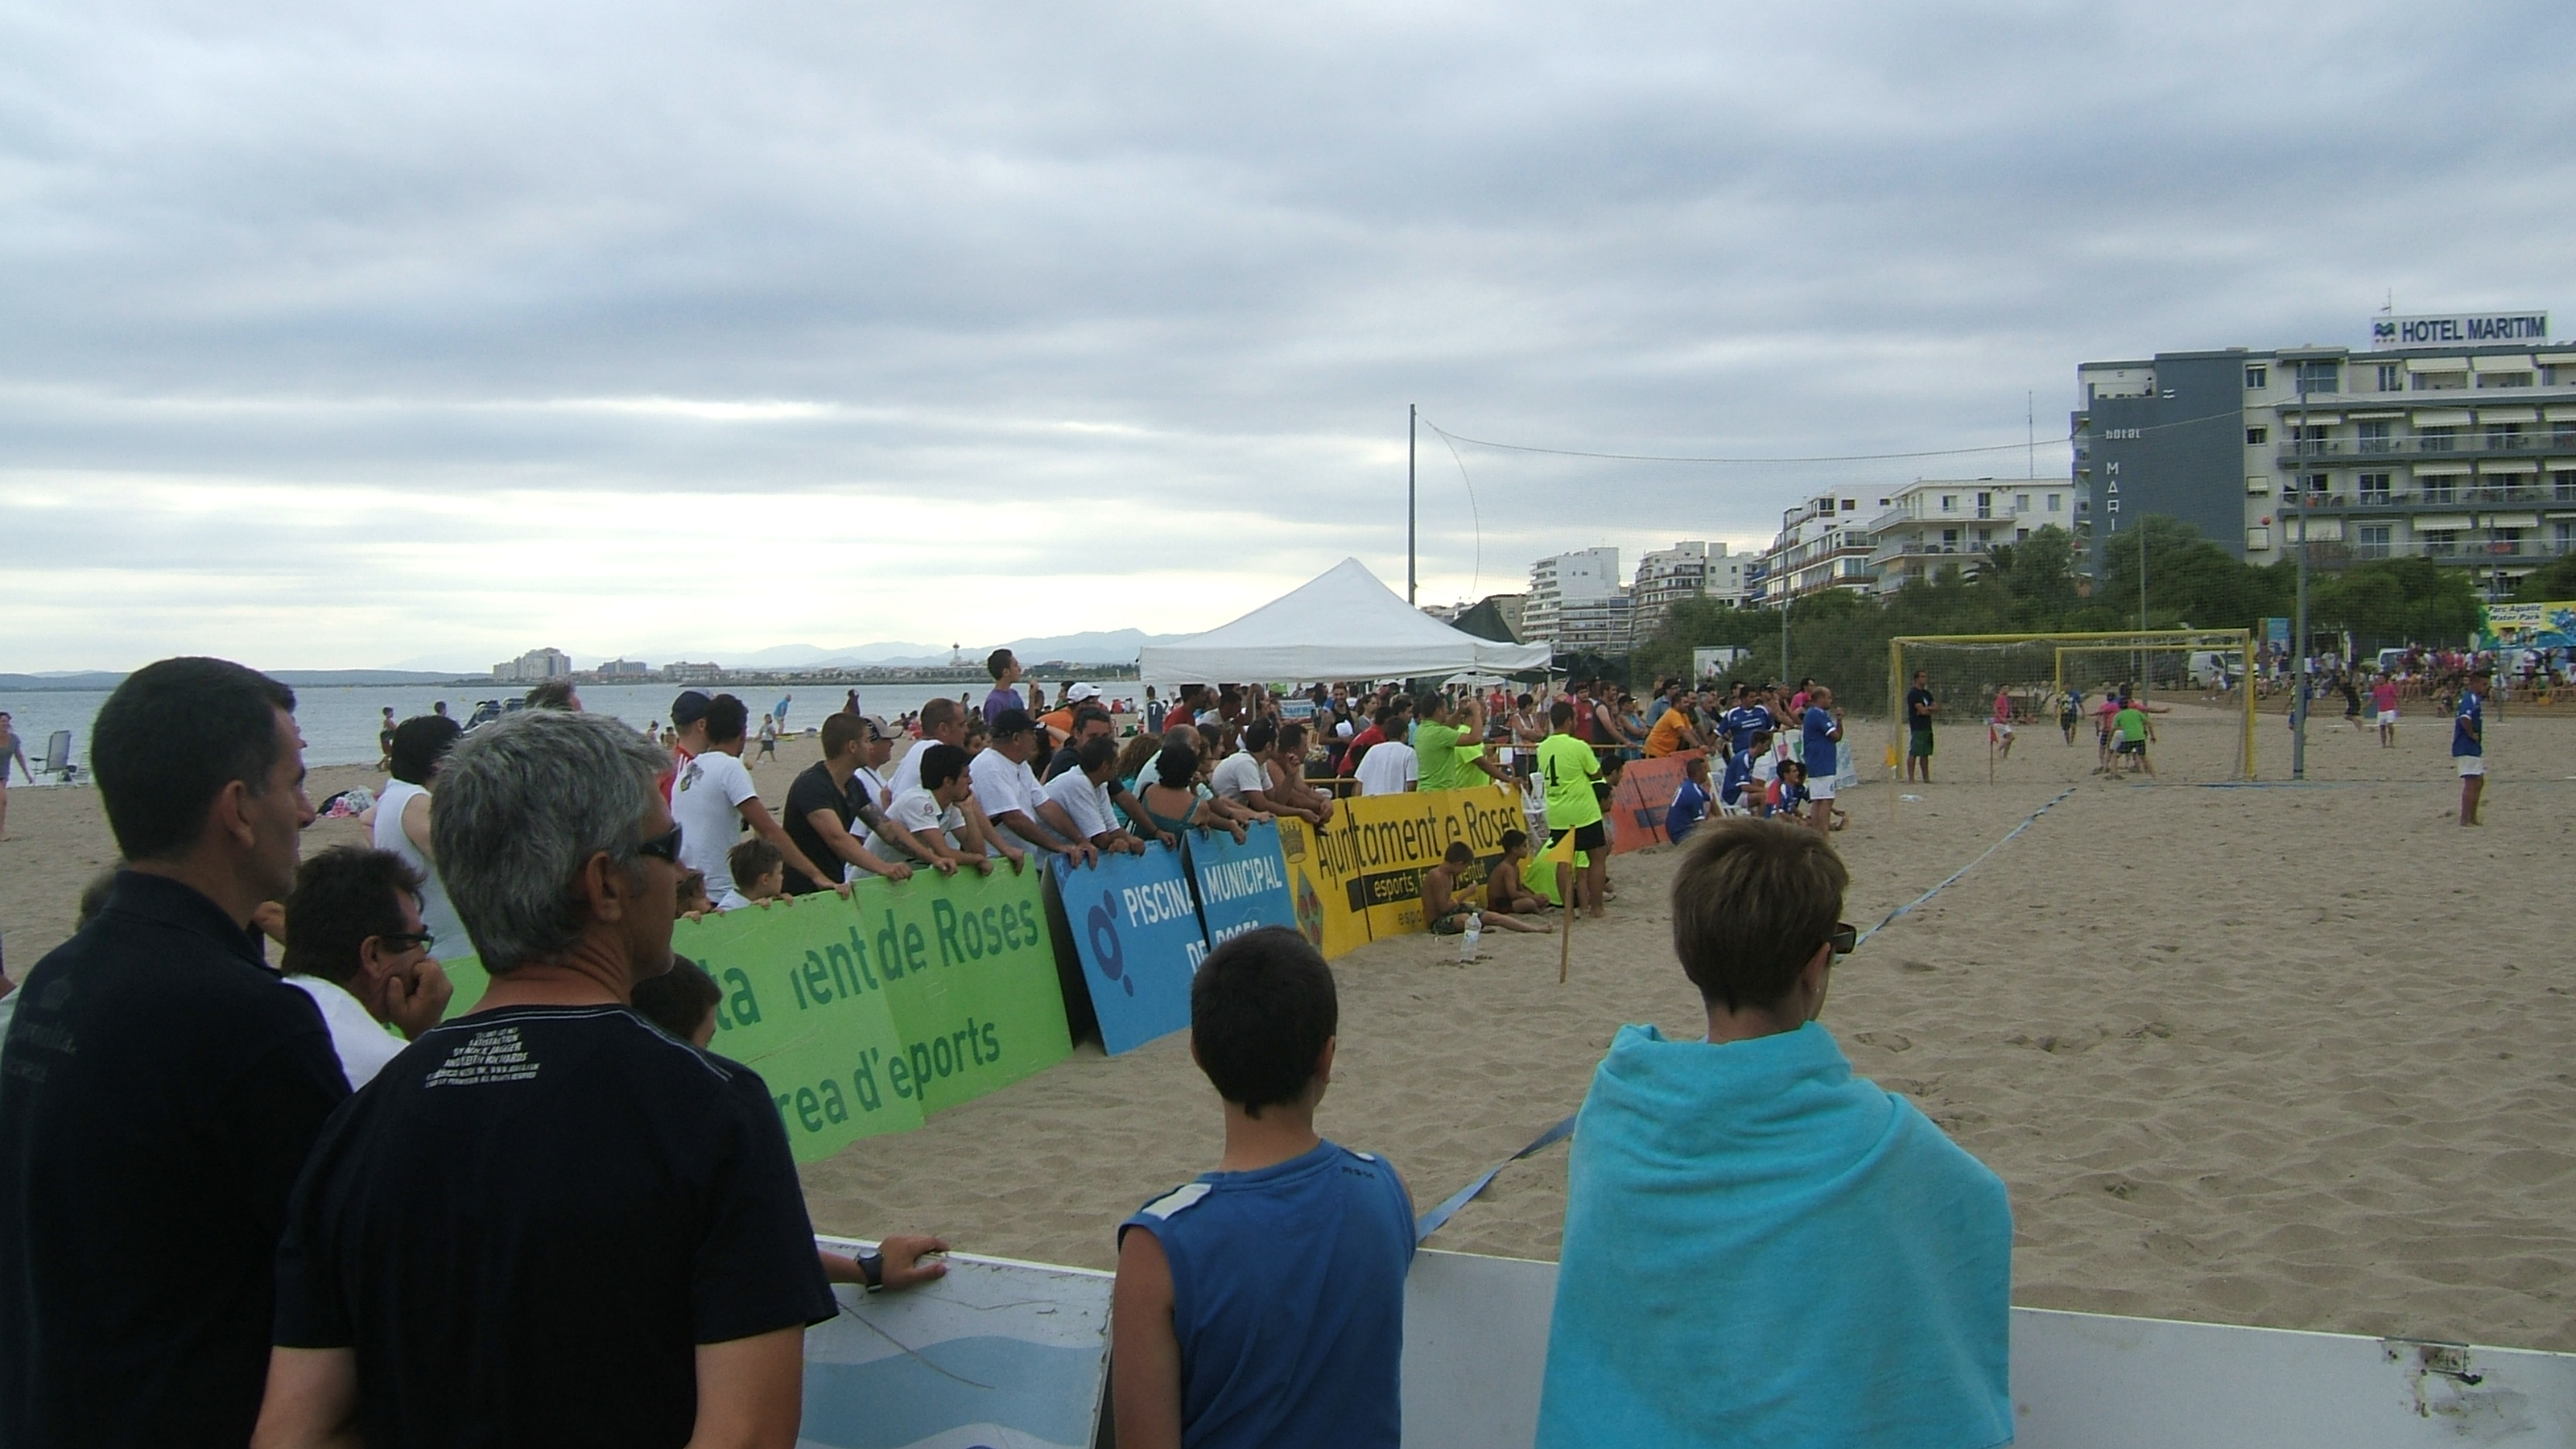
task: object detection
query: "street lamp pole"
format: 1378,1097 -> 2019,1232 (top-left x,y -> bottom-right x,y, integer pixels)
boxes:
2293,376 -> 2310,780
1407,403 -> 1418,606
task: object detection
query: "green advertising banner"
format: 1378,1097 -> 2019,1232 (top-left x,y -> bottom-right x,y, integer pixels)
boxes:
437,864 -> 1073,1162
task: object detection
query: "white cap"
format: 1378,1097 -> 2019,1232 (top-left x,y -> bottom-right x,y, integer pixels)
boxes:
1066,682 -> 1102,702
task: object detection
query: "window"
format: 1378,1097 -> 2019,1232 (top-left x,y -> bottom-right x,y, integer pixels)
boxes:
2046,493 -> 2062,511
2476,371 -> 2534,390
2487,423 -> 2526,451
1941,494 -> 1956,512
1940,528 -> 1960,550
2554,470 -> 2576,502
2245,364 -> 2269,389
2492,528 -> 2525,555
2420,427 -> 2456,453
2016,527 -> 2030,541
2304,473 -> 2330,496
2246,525 -> 2272,550
2413,370 -> 2467,390
2557,521 -> 2576,553
2357,419 -> 2392,452
2376,364 -> 2404,391
2359,473 -> 2392,505
2423,476 -> 2458,504
2421,528 -> 2458,558
2015,493 -> 2030,512
2553,421 -> 2576,448
2247,475 -> 2272,496
2295,359 -> 2341,394
2357,524 -> 2392,559
1975,493 -> 1993,518
2246,426 -> 2270,445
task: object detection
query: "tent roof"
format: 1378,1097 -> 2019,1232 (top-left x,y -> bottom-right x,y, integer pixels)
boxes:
1137,558 -> 1552,686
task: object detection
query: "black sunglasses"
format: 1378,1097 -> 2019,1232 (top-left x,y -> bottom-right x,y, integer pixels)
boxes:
1828,923 -> 1858,956
638,824 -> 684,864
375,931 -> 436,952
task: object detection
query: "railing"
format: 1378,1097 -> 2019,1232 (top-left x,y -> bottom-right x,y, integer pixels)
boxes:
2281,433 -> 2576,464
2288,484 -> 2575,510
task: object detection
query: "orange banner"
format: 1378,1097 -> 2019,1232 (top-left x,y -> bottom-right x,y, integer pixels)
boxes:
1605,749 -> 1702,854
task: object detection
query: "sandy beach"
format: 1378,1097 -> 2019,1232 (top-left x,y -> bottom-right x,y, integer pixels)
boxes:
6,700 -> 2573,1349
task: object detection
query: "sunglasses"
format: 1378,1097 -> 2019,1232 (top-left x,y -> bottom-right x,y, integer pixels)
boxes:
638,823 -> 685,863
375,931 -> 436,952
1828,923 -> 1858,956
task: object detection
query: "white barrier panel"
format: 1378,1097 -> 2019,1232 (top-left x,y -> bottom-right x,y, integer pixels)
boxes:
1397,1249 -> 2576,1449
801,1239 -> 1112,1449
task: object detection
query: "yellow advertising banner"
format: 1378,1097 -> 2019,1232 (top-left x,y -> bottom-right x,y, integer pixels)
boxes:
1274,785 -> 1531,958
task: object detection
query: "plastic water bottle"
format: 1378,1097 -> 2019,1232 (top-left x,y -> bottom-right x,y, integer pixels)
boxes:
1459,913 -> 1483,961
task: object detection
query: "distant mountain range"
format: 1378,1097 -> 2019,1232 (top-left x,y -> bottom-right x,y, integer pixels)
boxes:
6,630 -> 1189,690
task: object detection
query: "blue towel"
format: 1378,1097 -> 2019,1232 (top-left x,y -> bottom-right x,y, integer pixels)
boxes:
1536,1022 -> 2013,1448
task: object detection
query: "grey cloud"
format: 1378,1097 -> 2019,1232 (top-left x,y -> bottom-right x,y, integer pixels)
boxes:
3,0 -> 2574,665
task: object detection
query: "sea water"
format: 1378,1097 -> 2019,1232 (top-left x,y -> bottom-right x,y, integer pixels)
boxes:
0,681 -> 1009,780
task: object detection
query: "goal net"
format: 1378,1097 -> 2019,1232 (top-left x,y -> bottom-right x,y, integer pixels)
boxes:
1888,630 -> 2257,785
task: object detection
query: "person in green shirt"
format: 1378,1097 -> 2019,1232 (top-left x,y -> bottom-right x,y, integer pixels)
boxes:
2112,702 -> 2153,777
1537,701 -> 1608,918
1412,695 -> 1472,793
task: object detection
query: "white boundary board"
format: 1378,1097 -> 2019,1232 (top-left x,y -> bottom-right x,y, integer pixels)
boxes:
1398,1249 -> 2576,1448
800,1237 -> 1113,1449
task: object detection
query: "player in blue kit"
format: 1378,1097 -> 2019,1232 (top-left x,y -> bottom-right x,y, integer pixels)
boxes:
1112,927 -> 1414,1449
2454,672 -> 2487,827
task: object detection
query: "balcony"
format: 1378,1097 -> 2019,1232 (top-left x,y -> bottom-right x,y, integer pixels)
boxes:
1866,539 -> 1993,569
2280,433 -> 2576,466
2288,483 -> 2574,512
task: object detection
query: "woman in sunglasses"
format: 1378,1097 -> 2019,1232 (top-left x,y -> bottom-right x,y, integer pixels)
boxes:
1534,817 -> 2013,1449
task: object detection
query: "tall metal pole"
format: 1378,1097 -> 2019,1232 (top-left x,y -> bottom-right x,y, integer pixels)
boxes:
2137,516 -> 2149,698
1407,404 -> 1418,606
2293,377 -> 2310,779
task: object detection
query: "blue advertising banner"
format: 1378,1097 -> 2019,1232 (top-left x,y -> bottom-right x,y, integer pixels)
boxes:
1186,821 -> 1298,952
1049,845 -> 1208,1055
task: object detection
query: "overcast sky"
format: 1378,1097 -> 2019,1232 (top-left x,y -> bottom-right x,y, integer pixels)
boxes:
6,1 -> 2573,670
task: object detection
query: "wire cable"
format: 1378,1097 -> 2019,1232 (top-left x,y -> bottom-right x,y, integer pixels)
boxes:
1416,404 -> 2244,469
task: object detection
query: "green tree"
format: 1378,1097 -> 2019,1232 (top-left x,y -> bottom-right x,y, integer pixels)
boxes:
2515,553 -> 2576,603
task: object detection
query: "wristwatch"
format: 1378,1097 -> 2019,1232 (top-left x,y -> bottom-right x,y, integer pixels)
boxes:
857,1249 -> 886,1292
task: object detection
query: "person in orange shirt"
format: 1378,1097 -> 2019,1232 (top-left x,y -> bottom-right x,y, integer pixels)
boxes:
1642,700 -> 1703,758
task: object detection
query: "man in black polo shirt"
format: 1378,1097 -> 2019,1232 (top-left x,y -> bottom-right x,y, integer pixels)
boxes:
1042,703 -> 1113,782
0,657 -> 346,1448
255,711 -> 844,1448
782,712 -> 914,891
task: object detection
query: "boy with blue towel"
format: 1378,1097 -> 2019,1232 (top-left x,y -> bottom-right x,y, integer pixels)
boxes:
1537,817 -> 2015,1448
1113,927 -> 1414,1448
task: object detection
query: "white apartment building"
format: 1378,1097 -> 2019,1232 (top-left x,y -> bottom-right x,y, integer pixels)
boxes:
493,646 -> 572,683
1867,478 -> 2078,592
1523,547 -> 1622,645
2077,308 -> 2573,598
1553,592 -> 1635,657
1630,541 -> 1747,637
1748,494 -> 1885,607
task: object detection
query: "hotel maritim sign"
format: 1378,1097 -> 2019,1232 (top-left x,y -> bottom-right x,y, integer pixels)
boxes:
2370,311 -> 2549,348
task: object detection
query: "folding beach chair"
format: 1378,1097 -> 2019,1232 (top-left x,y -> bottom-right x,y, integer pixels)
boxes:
40,730 -> 80,783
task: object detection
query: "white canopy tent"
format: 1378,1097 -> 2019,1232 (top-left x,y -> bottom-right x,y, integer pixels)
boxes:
1137,557 -> 1552,687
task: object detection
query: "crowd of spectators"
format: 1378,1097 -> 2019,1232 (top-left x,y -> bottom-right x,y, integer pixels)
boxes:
0,656 -> 1997,1448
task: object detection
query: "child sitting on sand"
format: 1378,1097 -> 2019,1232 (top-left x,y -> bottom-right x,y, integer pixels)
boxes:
1113,928 -> 1415,1447
716,839 -> 786,911
1482,830 -> 1550,919
1423,841 -> 1550,935
1535,818 -> 2013,1447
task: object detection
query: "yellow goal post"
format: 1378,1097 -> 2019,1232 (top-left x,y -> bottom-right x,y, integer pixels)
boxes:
1888,630 -> 2256,783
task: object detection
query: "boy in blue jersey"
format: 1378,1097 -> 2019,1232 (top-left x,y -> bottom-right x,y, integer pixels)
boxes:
1666,755 -> 1712,844
1113,927 -> 1415,1448
1719,730 -> 1770,813
1800,685 -> 1843,835
2454,672 -> 2487,827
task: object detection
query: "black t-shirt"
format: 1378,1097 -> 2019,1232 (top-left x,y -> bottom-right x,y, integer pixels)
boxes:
274,1004 -> 834,1449
0,871 -> 350,1449
1041,743 -> 1083,783
781,761 -> 854,894
1905,687 -> 1934,735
